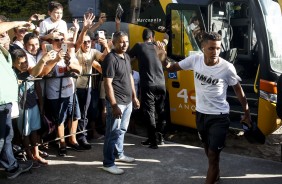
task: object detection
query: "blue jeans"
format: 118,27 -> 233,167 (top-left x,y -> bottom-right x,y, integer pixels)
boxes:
0,103 -> 18,172
103,101 -> 132,167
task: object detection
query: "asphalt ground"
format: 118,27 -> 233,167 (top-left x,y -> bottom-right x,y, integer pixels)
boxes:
0,133 -> 282,184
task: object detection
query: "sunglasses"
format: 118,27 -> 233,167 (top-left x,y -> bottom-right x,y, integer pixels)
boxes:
54,38 -> 64,42
18,29 -> 27,33
83,40 -> 91,44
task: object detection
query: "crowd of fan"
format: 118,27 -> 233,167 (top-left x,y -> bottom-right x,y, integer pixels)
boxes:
0,1 -> 134,178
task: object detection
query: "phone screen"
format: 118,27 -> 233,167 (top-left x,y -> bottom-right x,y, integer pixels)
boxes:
61,43 -> 68,52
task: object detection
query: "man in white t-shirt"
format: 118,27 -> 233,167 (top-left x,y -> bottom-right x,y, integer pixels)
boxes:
162,32 -> 251,184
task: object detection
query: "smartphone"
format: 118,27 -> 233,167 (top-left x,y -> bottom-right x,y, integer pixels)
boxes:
116,4 -> 124,19
111,33 -> 114,40
98,31 -> 105,39
61,43 -> 68,52
45,44 -> 53,52
100,12 -> 106,18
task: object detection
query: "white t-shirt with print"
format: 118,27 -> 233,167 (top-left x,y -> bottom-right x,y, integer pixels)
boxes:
39,17 -> 68,37
178,53 -> 241,114
75,48 -> 103,89
45,58 -> 74,99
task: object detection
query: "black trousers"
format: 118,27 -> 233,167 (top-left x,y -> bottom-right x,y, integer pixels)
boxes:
141,85 -> 166,144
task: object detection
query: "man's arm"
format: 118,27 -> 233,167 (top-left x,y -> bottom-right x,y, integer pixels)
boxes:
98,38 -> 111,61
28,57 -> 47,77
161,57 -> 182,72
75,13 -> 95,52
67,57 -> 82,74
115,17 -> 121,32
64,52 -> 82,74
130,74 -> 140,109
232,82 -> 252,126
104,77 -> 122,119
38,50 -> 64,77
0,21 -> 30,34
88,15 -> 106,33
92,60 -> 102,74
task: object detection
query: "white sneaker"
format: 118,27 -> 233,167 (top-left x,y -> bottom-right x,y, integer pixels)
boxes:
102,165 -> 124,175
115,155 -> 135,163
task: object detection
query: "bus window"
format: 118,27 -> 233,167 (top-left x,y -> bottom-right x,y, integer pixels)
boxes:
99,0 -> 166,32
261,0 -> 282,72
169,8 -> 204,59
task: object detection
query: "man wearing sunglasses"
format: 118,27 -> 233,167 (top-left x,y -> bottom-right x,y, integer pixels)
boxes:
74,13 -> 110,149
39,33 -> 83,156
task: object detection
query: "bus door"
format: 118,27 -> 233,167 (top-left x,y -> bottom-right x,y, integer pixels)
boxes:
209,1 -> 260,131
166,3 -> 207,128
209,0 -> 282,136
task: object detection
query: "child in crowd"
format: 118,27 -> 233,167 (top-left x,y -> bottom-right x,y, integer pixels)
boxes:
11,49 -> 51,166
39,1 -> 68,52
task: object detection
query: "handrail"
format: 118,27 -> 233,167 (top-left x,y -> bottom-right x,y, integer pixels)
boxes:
254,64 -> 260,93
23,73 -> 100,82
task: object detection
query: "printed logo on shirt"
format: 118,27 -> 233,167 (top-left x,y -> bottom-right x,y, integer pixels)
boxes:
195,72 -> 219,85
56,83 -> 73,92
58,66 -> 67,74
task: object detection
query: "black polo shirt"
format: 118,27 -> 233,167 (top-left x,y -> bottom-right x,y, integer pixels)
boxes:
102,51 -> 132,105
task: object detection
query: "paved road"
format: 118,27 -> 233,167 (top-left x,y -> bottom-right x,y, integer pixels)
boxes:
0,134 -> 282,184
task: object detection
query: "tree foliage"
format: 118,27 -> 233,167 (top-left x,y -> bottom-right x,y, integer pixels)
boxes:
0,0 -> 72,21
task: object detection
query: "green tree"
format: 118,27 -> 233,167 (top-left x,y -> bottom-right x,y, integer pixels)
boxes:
0,0 -> 72,21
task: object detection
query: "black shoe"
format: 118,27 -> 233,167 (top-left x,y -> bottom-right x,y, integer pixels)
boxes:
58,147 -> 67,156
141,139 -> 151,146
67,143 -> 84,152
6,160 -> 33,179
78,141 -> 92,150
148,144 -> 158,149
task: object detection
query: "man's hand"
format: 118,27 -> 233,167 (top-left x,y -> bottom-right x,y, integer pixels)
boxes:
112,104 -> 122,119
72,19 -> 80,31
133,98 -> 140,110
42,50 -> 57,62
83,13 -> 95,29
98,37 -> 108,47
240,110 -> 252,128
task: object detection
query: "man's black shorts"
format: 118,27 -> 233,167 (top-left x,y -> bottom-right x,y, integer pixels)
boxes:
196,111 -> 230,152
